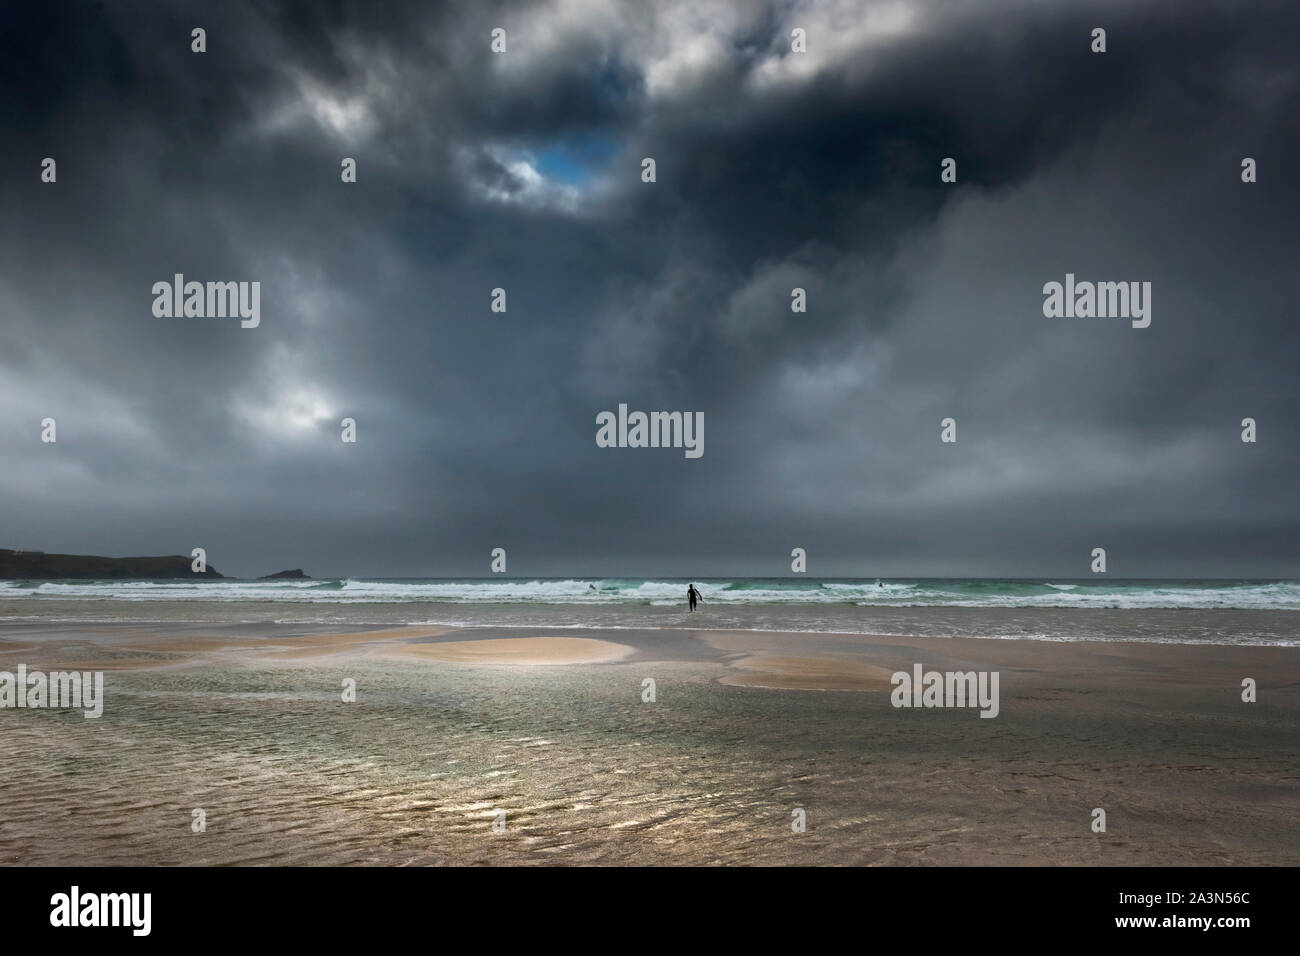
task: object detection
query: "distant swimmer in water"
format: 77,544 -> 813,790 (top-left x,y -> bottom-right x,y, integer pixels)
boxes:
687,583 -> 701,612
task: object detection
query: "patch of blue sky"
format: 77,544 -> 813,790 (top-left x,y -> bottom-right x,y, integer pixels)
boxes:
533,132 -> 620,186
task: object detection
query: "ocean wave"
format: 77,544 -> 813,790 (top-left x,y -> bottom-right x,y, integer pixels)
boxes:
0,578 -> 1297,610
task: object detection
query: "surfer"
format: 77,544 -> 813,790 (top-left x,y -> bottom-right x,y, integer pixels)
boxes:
687,583 -> 701,612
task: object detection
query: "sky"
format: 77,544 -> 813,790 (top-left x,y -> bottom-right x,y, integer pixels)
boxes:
0,0 -> 1296,579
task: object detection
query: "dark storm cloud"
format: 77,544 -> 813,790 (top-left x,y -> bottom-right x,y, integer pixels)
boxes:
0,0 -> 1296,577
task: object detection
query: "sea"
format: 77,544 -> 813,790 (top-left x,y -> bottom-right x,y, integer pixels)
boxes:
1,577 -> 1297,645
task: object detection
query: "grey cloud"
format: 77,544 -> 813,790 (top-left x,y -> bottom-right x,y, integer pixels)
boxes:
0,0 -> 1295,577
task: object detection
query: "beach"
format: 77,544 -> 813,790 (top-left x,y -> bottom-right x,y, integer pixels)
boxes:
2,610 -> 1297,866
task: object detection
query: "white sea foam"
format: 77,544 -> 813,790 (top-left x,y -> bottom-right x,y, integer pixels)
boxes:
4,578 -> 1298,610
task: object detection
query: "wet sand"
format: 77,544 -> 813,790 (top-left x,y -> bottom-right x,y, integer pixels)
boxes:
0,621 -> 1297,865
373,636 -> 634,665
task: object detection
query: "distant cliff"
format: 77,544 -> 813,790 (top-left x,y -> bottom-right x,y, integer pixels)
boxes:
0,549 -> 225,579
260,568 -> 309,579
